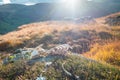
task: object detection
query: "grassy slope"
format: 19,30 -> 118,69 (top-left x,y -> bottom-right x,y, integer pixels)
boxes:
84,42 -> 120,66
1,1 -> 120,34
0,13 -> 120,79
0,20 -> 110,48
84,13 -> 120,66
0,55 -> 120,80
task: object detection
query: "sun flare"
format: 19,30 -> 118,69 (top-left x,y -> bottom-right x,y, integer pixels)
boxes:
62,0 -> 79,10
61,0 -> 80,17
3,0 -> 11,4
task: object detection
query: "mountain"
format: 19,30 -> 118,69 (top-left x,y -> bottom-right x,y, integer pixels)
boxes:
0,4 -> 27,34
0,1 -> 120,34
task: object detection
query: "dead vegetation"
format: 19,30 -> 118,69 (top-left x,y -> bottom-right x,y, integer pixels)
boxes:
105,13 -> 120,26
0,12 -> 120,80
0,20 -> 111,51
0,13 -> 120,67
84,41 -> 120,66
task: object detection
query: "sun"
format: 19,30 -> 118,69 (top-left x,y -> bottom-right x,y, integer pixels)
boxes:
62,0 -> 79,9
3,0 -> 11,4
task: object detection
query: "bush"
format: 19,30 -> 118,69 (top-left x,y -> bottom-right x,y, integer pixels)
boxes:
0,41 -> 11,51
0,40 -> 23,51
39,34 -> 53,49
0,61 -> 27,80
98,31 -> 113,40
105,15 -> 120,26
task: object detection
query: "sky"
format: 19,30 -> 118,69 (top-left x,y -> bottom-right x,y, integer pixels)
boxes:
0,0 -> 97,5
0,0 -> 61,5
0,0 -> 65,5
2,0 -> 11,4
0,0 -> 61,3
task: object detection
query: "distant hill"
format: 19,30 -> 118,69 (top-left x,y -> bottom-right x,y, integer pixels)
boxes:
0,1 -> 120,34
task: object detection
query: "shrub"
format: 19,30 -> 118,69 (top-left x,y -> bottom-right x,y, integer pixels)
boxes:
105,15 -> 120,26
39,34 -> 53,49
0,39 -> 23,51
0,61 -> 27,80
0,41 -> 11,51
98,31 -> 113,40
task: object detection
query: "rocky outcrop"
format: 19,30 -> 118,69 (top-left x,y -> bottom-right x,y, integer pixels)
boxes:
47,44 -> 72,55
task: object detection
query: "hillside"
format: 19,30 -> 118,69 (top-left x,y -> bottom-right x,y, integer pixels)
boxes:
0,12 -> 120,80
1,1 -> 120,34
0,54 -> 120,80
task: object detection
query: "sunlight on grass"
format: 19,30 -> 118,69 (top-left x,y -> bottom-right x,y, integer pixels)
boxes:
85,42 -> 120,66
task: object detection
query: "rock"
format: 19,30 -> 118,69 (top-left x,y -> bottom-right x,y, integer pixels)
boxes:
47,44 -> 72,55
36,75 -> 46,80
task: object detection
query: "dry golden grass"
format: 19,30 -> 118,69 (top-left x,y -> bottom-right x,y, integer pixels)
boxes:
105,12 -> 120,18
84,41 -> 120,66
0,13 -> 120,79
0,14 -> 118,51
111,26 -> 120,31
0,20 -> 108,51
